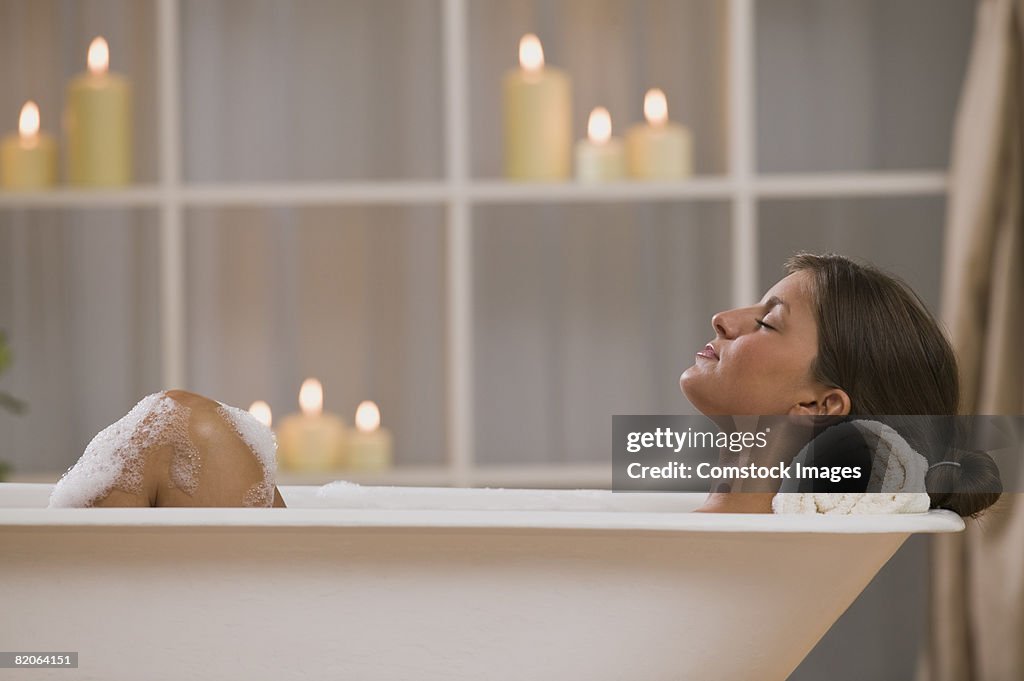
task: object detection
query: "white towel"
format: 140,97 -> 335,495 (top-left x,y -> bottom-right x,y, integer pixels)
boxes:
771,419 -> 931,515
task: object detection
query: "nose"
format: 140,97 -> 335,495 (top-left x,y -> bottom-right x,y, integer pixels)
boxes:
711,308 -> 741,339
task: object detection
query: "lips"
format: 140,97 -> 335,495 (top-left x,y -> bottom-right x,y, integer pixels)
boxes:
696,343 -> 720,360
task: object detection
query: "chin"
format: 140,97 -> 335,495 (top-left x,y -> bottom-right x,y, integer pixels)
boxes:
680,366 -> 732,417
679,366 -> 705,408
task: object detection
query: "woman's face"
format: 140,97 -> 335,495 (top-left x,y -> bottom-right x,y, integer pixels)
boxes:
680,270 -> 845,416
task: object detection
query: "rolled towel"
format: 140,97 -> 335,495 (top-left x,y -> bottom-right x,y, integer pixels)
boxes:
772,419 -> 931,515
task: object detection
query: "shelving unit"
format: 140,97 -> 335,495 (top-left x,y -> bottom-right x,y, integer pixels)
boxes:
0,0 -> 967,487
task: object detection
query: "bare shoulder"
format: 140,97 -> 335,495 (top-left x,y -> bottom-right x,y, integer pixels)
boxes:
159,390 -> 279,507
165,389 -> 219,410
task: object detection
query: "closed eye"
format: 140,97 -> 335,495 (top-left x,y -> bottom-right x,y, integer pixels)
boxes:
755,318 -> 777,331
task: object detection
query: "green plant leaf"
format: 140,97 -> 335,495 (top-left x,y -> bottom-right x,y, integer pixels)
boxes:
0,333 -> 10,375
0,392 -> 27,415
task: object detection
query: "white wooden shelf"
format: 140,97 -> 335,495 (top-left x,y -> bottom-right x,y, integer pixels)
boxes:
1,0 -> 957,488
9,464 -> 614,490
754,172 -> 948,198
466,177 -> 735,202
279,463 -> 613,488
0,172 -> 948,209
182,181 -> 450,206
0,186 -> 164,208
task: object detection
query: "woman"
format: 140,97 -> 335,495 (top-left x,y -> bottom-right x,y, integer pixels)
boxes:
681,252 -> 1001,516
53,252 -> 999,516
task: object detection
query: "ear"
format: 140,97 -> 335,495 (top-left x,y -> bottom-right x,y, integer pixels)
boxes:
788,388 -> 851,416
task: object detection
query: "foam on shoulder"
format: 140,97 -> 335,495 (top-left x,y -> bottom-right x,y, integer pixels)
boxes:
217,401 -> 278,507
48,392 -> 192,508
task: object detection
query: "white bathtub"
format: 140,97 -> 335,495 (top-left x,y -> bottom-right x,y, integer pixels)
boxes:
0,482 -> 962,681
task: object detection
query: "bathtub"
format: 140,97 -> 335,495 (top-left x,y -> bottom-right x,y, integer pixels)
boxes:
0,482 -> 962,681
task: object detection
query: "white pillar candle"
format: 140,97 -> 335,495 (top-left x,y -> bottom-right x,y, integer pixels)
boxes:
575,106 -> 625,182
502,34 -> 572,181
347,401 -> 393,471
625,88 -> 693,180
1,101 -> 57,190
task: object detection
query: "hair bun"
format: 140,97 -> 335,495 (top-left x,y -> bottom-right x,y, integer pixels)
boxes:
926,448 -> 1002,518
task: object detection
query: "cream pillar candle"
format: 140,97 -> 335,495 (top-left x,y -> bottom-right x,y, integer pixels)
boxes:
1,101 -> 57,190
575,107 -> 625,182
248,401 -> 273,429
625,89 -> 693,180
276,379 -> 348,471
347,401 -> 393,471
65,36 -> 132,186
502,34 -> 572,181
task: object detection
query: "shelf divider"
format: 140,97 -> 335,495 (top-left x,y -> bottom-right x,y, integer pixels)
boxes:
729,0 -> 758,309
158,0 -> 186,390
443,0 -> 474,487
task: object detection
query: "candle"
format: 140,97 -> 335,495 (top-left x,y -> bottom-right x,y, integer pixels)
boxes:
625,89 -> 693,180
1,101 -> 57,190
248,401 -> 273,428
275,379 -> 347,471
575,107 -> 625,182
347,401 -> 393,471
65,36 -> 132,186
503,34 -> 572,181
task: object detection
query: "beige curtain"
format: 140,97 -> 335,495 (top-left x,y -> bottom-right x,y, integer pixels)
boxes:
923,0 -> 1024,679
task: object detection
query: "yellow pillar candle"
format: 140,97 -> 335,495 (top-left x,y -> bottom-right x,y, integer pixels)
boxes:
347,401 -> 393,471
1,101 -> 57,190
625,89 -> 693,180
503,34 -> 572,181
575,107 -> 625,182
275,379 -> 348,471
65,36 -> 132,186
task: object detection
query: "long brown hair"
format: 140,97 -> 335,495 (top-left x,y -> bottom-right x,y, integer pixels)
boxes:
785,253 -> 1001,517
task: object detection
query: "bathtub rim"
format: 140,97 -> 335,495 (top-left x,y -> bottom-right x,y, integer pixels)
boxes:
0,483 -> 965,534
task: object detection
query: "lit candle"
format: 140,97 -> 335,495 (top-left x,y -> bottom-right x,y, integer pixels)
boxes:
347,401 -> 393,471
248,401 -> 273,428
65,36 -> 132,186
575,106 -> 625,182
503,34 -> 572,181
1,101 -> 57,190
275,379 -> 347,471
625,88 -> 693,180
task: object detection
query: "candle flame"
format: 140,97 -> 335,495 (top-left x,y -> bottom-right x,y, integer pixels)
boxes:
355,400 -> 381,433
248,400 -> 273,428
587,107 -> 612,144
519,34 -> 544,74
298,378 -> 323,417
643,88 -> 668,127
18,101 -> 40,138
87,36 -> 110,75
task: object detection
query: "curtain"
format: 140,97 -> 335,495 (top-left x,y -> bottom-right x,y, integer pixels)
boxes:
925,0 -> 1024,679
